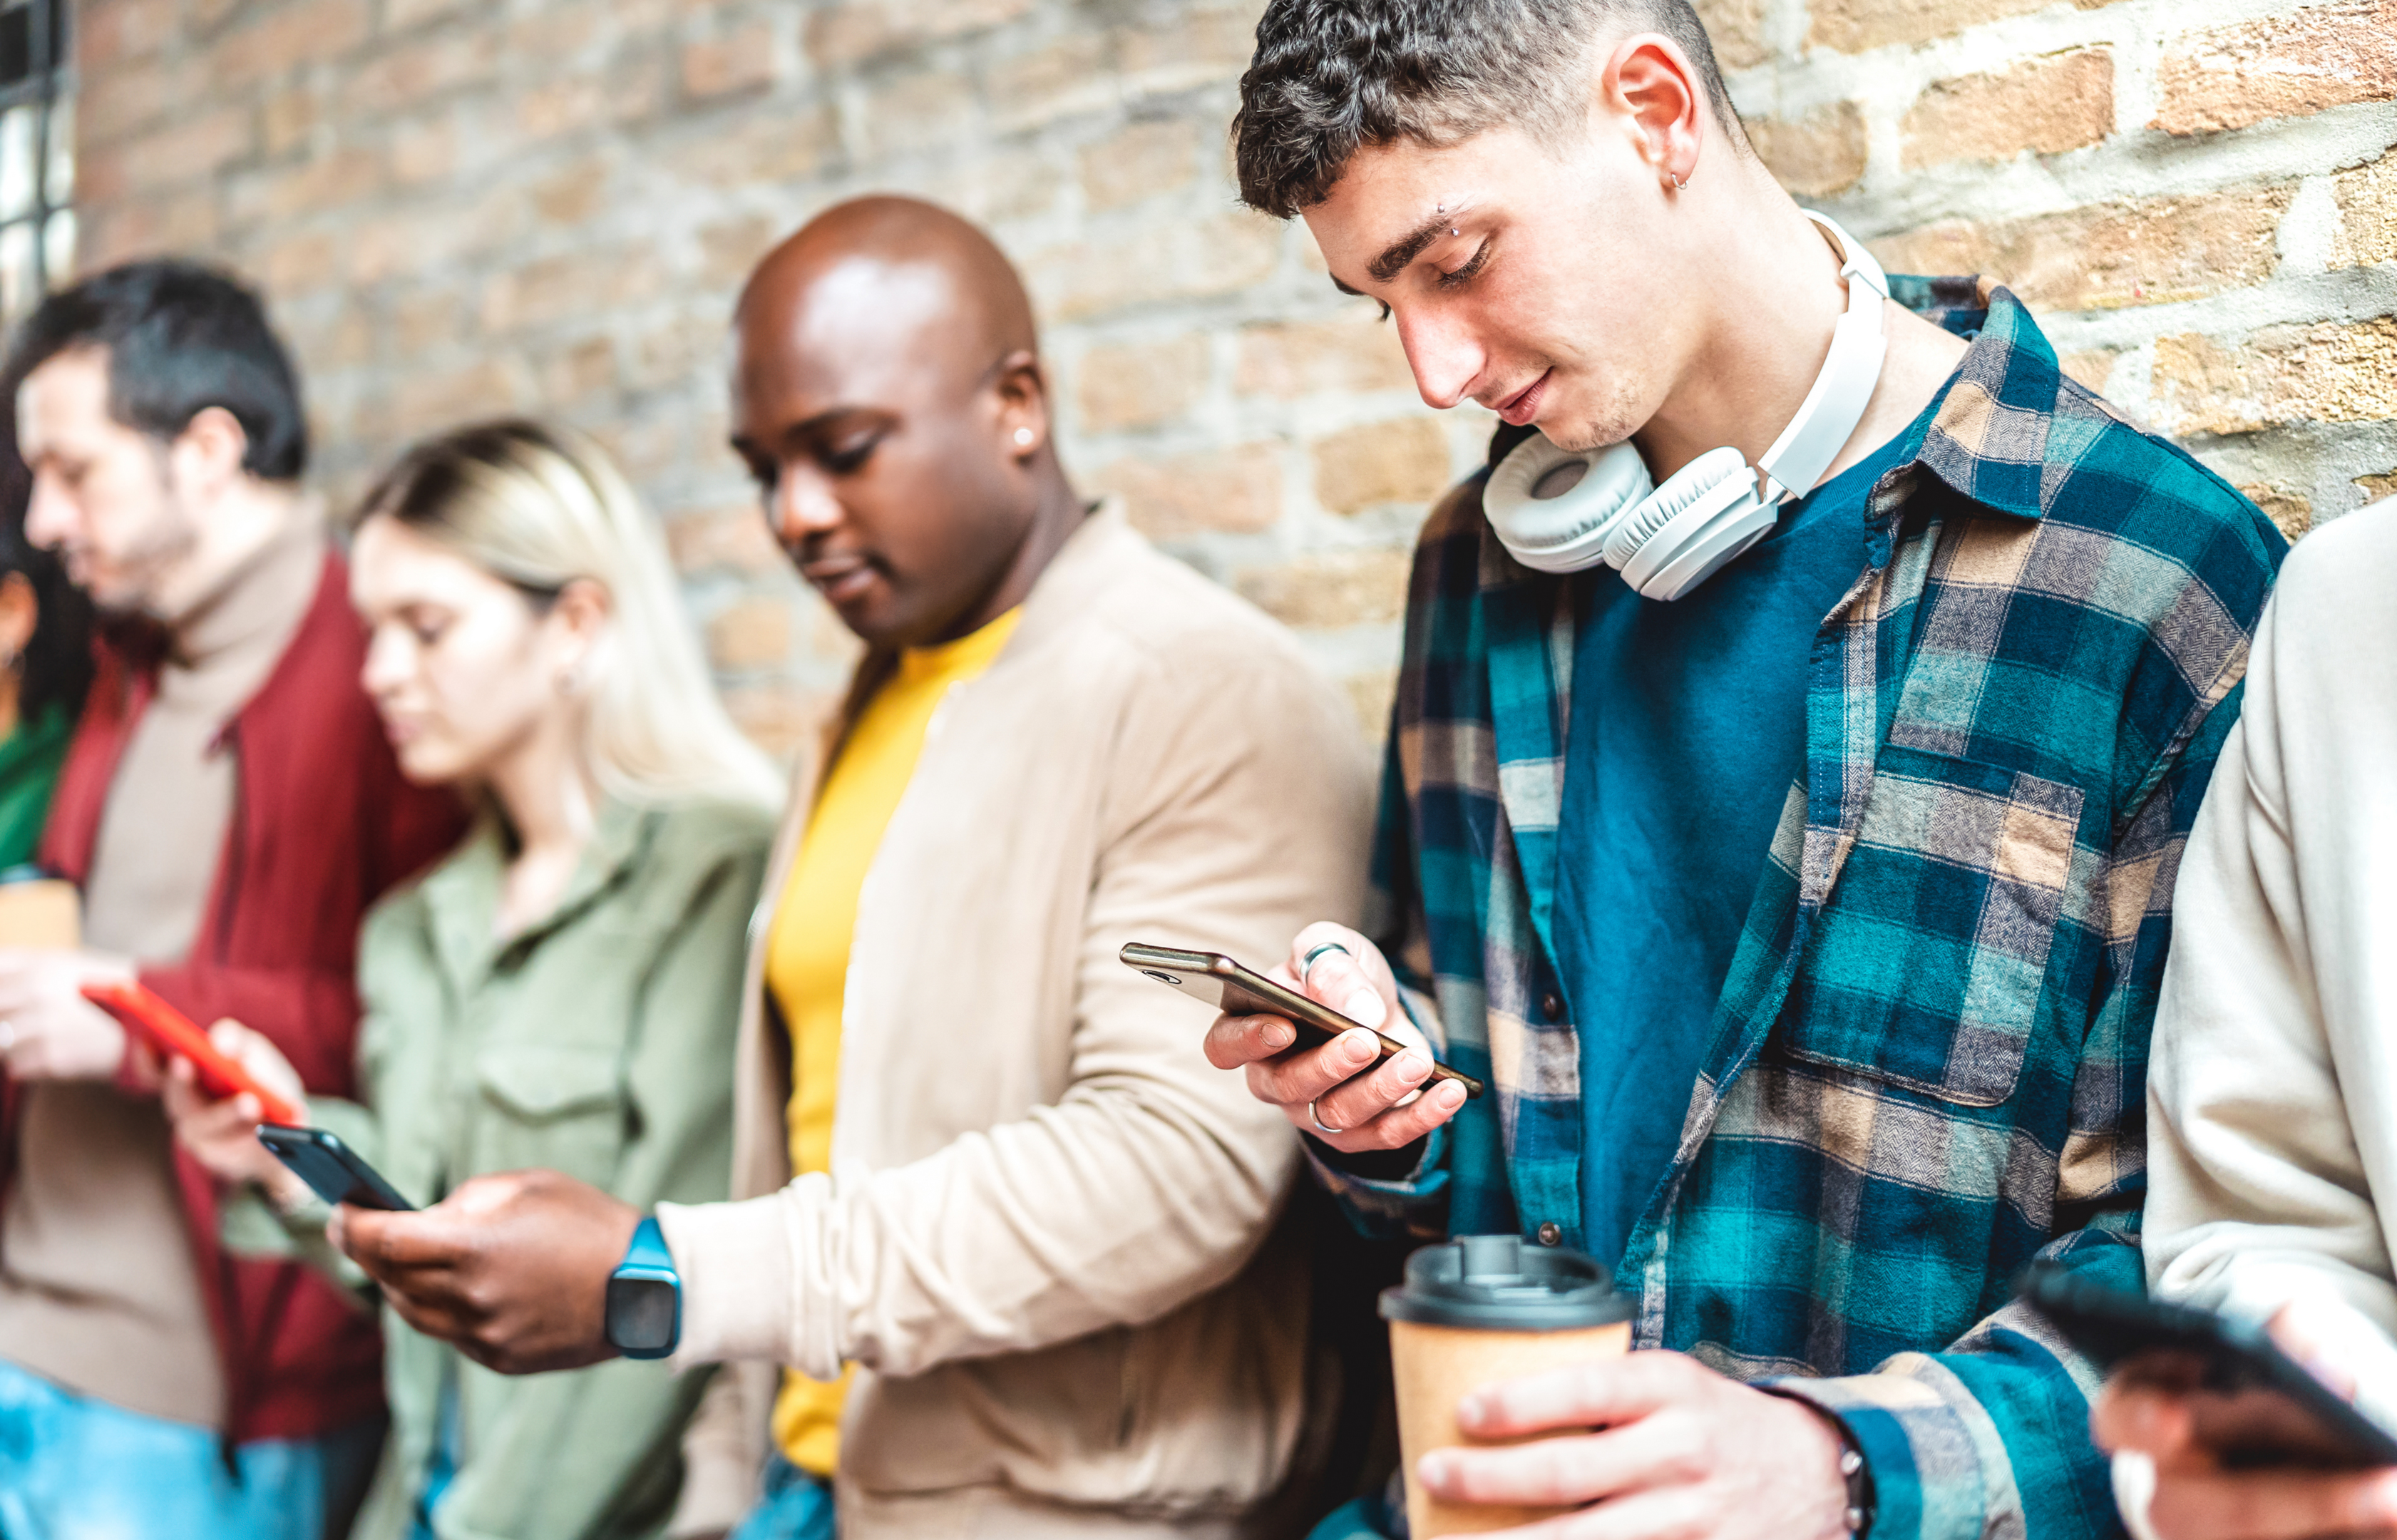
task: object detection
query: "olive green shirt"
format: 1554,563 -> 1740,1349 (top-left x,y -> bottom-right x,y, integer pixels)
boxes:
226,796 -> 773,1540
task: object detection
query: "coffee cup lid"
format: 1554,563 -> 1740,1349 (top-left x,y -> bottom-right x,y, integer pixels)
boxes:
1378,1233 -> 1632,1331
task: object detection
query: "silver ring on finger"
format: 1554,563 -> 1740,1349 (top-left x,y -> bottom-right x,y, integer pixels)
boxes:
1308,1099 -> 1345,1136
1299,941 -> 1351,980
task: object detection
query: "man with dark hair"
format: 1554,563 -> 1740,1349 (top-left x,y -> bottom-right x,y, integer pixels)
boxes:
0,259 -> 463,1535
1203,3 -> 2284,1538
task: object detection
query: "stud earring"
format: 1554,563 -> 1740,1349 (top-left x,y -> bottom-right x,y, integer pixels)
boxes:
1012,426 -> 1035,448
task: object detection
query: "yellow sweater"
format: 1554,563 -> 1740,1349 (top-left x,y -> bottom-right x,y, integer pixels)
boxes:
761,608 -> 1020,1476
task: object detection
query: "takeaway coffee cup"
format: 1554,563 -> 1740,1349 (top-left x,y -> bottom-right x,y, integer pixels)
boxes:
1380,1233 -> 1633,1536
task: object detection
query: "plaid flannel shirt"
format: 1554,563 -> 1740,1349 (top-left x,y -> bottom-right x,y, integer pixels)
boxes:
1323,284 -> 2284,1540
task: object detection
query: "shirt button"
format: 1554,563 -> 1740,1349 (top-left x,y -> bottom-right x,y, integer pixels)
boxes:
1539,992 -> 1564,1021
1535,1222 -> 1562,1247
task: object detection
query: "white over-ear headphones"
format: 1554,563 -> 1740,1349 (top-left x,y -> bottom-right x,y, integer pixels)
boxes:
1482,211 -> 1891,601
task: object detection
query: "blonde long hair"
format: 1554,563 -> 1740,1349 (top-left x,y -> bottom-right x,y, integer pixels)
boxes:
357,418 -> 783,813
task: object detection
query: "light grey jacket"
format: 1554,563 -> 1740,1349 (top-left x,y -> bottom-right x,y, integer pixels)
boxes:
659,508 -> 1373,1535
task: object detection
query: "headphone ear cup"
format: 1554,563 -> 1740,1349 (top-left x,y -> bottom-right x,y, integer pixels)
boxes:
1484,436 -> 1653,575
1601,445 -> 1750,572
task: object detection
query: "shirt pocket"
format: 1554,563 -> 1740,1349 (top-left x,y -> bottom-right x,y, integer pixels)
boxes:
473,1042 -> 629,1188
1777,747 -> 2085,1107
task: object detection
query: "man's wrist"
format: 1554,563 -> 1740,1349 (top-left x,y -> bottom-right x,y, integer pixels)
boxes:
1760,1387 -> 1874,1536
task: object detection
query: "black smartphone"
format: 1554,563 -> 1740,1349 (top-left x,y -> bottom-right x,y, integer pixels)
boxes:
256,1123 -> 416,1212
2018,1261 -> 2397,1469
1121,942 -> 1484,1099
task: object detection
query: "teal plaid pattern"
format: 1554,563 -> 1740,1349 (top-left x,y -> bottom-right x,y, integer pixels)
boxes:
1323,284 -> 2283,1540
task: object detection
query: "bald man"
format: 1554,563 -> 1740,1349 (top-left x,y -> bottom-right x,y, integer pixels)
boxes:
333,196 -> 1372,1539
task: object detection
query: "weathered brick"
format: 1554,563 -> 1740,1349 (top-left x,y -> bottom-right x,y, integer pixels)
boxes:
385,0 -> 475,30
1232,549 -> 1412,630
262,145 -> 385,220
861,69 -> 980,159
389,115 -> 456,185
391,288 -> 467,356
697,214 -> 779,288
1901,49 -> 2113,169
706,595 -> 794,670
1077,334 -> 1209,432
722,682 -> 838,761
262,228 -> 340,293
657,108 -> 840,188
1311,418 -> 1449,515
2331,149 -> 2397,270
1874,186 -> 2291,313
81,57 -> 181,148
2153,1 -> 2397,137
1089,443 -> 1283,538
1809,0 -> 2054,57
1345,669 -> 1397,744
2150,318 -> 2397,438
108,106 -> 255,194
1115,5 -> 1258,81
261,86 -> 319,158
623,314 -> 714,391
481,248 -> 667,334
78,0 -> 180,70
2235,483 -> 2313,540
213,0 -> 371,88
541,334 -> 618,406
530,156 -> 612,226
1693,0 -> 1768,72
79,192 -> 220,268
1750,103 -> 1867,198
988,35 -> 1115,130
807,0 -> 1033,68
2057,349 -> 2118,396
1079,120 -> 1198,212
1235,313 -> 1414,399
1027,212 -> 1281,322
667,502 -> 784,575
683,22 -> 779,101
383,355 -> 532,438
348,31 -> 500,118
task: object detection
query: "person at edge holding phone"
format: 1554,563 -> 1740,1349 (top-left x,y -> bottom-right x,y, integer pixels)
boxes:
1201,2 -> 2285,1537
164,421 -> 779,1540
322,197 -> 1373,1539
0,262 -> 467,1536
2089,493 -> 2397,1540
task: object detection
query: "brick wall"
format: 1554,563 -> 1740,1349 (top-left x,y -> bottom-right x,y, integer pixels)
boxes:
68,0 -> 2397,755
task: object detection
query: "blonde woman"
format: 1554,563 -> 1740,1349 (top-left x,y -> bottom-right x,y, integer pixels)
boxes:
164,419 -> 779,1540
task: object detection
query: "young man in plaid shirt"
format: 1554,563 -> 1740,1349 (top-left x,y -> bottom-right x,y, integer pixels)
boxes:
1204,1 -> 2284,1536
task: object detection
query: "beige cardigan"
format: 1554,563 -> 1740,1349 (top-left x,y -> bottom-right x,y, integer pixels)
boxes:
659,508 -> 1372,1534
2145,498 -> 2397,1336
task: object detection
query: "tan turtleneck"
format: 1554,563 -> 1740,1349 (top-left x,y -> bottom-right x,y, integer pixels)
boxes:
0,518 -> 327,1428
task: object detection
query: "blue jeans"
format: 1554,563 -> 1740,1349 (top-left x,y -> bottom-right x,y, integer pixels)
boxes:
730,1456 -> 836,1540
0,1358 -> 382,1540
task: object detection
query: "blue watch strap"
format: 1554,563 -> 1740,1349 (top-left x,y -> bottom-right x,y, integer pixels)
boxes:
620,1214 -> 674,1276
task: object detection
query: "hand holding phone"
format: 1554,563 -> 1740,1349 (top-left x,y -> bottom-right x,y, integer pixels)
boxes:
2023,1261 -> 2397,1471
81,980 -> 304,1126
257,1124 -> 414,1211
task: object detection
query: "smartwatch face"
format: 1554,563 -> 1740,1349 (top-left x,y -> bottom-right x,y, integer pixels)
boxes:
605,1273 -> 679,1356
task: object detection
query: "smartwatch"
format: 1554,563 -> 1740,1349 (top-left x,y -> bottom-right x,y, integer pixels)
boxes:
604,1215 -> 682,1360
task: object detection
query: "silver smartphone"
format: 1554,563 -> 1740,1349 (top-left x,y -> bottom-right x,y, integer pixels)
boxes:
1121,942 -> 1484,1099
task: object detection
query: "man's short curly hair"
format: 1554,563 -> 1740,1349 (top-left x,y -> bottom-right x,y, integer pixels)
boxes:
1233,0 -> 1743,218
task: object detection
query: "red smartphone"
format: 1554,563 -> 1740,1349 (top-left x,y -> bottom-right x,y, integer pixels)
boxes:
81,979 -> 304,1126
